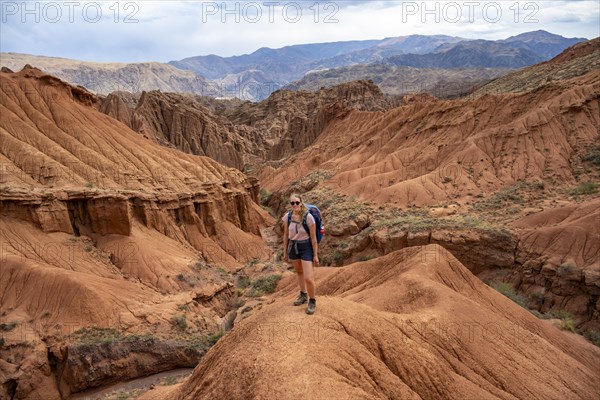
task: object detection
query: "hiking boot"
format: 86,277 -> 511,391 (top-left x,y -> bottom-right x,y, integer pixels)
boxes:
306,298 -> 316,315
293,291 -> 308,306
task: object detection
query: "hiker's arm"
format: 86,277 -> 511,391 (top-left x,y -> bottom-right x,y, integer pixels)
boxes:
282,220 -> 289,261
308,223 -> 319,263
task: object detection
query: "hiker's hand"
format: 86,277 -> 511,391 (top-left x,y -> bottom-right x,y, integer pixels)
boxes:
313,255 -> 319,265
283,253 -> 289,263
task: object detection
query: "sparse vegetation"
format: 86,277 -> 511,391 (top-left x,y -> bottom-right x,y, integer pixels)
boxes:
472,182 -> 526,211
160,375 -> 179,386
569,182 -> 599,195
204,329 -> 225,346
556,263 -> 576,276
325,250 -> 344,266
259,188 -> 271,205
583,146 -> 600,166
275,249 -> 283,262
103,388 -> 146,400
192,259 -> 207,270
231,296 -> 245,309
84,181 -> 94,189
248,274 -> 282,297
176,273 -> 197,287
236,275 -> 251,289
530,290 -> 545,306
170,315 -> 187,331
583,330 -> 600,347
289,170 -> 334,192
71,327 -> 123,346
0,321 -> 18,331
372,209 -> 512,239
357,255 -> 374,262
489,280 -> 528,308
548,309 -> 577,333
559,317 -> 577,333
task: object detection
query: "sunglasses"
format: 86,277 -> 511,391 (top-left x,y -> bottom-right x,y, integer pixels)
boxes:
290,201 -> 301,205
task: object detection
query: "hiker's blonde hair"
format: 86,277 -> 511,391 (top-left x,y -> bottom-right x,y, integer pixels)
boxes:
289,193 -> 306,216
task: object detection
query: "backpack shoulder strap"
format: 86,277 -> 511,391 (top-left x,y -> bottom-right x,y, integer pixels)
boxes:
287,210 -> 293,226
302,209 -> 311,232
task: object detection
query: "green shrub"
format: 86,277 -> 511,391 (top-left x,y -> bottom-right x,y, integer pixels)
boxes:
529,310 -> 543,318
170,315 -> 187,331
236,275 -> 251,289
259,188 -> 271,205
204,329 -> 225,346
559,317 -> 576,333
249,274 -> 282,297
583,330 -> 600,347
530,290 -> 545,306
71,327 -> 123,346
357,255 -> 374,262
570,182 -> 599,195
583,146 -> 600,166
548,309 -> 577,333
489,280 -> 528,308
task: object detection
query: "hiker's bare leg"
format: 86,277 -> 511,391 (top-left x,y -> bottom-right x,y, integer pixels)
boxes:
293,260 -> 306,292
301,260 -> 316,299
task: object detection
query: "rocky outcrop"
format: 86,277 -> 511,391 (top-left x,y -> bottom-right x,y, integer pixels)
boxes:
226,80 -> 391,161
511,199 -> 600,329
0,67 -> 272,399
100,80 -> 390,170
474,38 -> 600,95
100,91 -> 268,170
50,337 -> 205,398
174,246 -> 600,400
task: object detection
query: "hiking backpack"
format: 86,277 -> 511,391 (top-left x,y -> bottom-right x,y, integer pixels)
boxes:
287,203 -> 324,243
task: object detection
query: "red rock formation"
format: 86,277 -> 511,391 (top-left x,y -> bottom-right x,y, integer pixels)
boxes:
262,68 -> 599,205
169,246 -> 600,400
0,66 -> 272,399
100,90 -> 267,170
225,80 -> 391,161
511,199 -> 600,329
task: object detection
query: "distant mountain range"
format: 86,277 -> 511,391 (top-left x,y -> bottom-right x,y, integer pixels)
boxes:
0,30 -> 587,101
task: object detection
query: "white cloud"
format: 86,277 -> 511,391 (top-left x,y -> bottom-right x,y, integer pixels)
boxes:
0,0 -> 598,62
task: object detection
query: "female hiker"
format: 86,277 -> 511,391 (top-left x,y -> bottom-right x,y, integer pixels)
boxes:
282,194 -> 318,314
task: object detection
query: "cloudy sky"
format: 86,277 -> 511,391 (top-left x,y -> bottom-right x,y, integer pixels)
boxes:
1,0 -> 598,62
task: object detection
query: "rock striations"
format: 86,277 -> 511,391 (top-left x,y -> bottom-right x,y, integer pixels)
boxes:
0,67 -> 271,399
164,246 -> 600,400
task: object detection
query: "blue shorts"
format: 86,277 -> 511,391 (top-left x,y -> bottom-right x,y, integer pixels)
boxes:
288,239 -> 314,262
